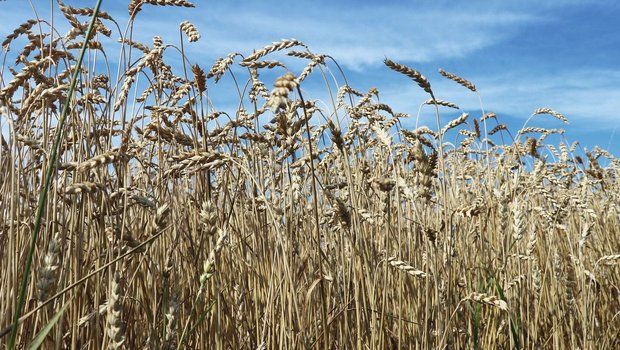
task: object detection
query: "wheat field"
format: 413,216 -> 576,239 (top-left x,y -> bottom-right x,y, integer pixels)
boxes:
1,1 -> 619,349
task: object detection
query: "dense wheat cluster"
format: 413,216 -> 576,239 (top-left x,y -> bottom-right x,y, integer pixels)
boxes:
1,1 -> 619,349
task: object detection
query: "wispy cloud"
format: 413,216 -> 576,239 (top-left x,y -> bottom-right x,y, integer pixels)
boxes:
379,67 -> 620,132
174,2 -> 541,71
150,0 -> 612,71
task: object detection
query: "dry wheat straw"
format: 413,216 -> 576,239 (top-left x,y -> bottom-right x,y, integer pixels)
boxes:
2,4 -> 620,349
77,149 -> 120,172
440,113 -> 468,135
481,112 -> 496,121
464,293 -> 508,311
65,182 -> 103,194
164,292 -> 180,350
438,68 -> 476,92
180,20 -> 200,42
489,124 -> 507,135
2,19 -> 39,48
36,233 -> 61,302
533,107 -> 569,124
242,39 -> 305,63
384,58 -> 432,95
106,271 -> 125,349
387,257 -> 427,278
266,72 -> 297,112
207,53 -> 239,82
129,0 -> 195,16
423,99 -> 460,109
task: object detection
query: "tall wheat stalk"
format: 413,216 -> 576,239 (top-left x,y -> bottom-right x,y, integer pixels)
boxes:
6,2 -> 103,348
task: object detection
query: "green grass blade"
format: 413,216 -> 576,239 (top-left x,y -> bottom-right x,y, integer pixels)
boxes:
6,1 -> 103,348
25,300 -> 72,350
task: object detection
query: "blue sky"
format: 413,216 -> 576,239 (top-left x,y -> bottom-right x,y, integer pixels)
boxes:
1,0 -> 619,156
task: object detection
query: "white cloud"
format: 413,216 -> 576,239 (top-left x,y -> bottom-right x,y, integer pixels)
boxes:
168,0 -> 615,72
379,68 -> 620,131
177,2 -> 541,71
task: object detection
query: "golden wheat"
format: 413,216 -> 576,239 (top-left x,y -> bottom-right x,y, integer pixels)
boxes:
1,3 -> 619,349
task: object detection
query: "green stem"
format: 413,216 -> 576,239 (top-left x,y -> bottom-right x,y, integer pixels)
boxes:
7,2 -> 103,348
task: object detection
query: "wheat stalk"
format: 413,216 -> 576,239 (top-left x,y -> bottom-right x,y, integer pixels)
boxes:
387,257 -> 427,278
106,271 -> 125,349
464,292 -> 508,311
180,20 -> 200,42
438,68 -> 477,92
384,58 -> 433,95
